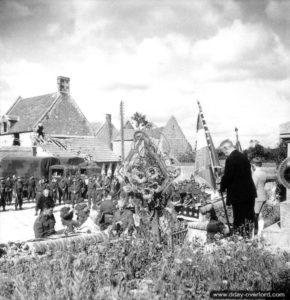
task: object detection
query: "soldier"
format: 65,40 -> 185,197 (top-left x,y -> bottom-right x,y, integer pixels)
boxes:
35,179 -> 45,209
111,198 -> 134,236
95,175 -> 103,200
87,177 -> 96,208
0,178 -> 6,211
14,177 -> 24,210
58,176 -> 68,205
70,178 -> 81,208
49,178 -> 58,204
27,176 -> 36,202
33,201 -> 56,238
80,177 -> 87,200
65,175 -> 72,201
22,177 -> 29,200
5,176 -> 13,205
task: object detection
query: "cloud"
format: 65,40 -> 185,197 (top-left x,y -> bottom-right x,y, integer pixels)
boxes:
266,0 -> 290,22
190,20 -> 290,82
0,0 -> 289,149
0,0 -> 32,19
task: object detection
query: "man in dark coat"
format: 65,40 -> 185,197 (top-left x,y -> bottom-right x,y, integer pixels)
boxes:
219,139 -> 257,234
0,178 -> 6,211
14,177 -> 24,210
27,176 -> 36,201
33,201 -> 56,238
35,188 -> 55,215
58,176 -> 68,204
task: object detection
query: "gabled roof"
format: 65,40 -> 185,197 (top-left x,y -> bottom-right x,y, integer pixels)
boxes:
5,93 -> 59,133
95,122 -> 119,142
124,120 -> 134,129
91,122 -> 103,135
162,116 -> 192,154
114,129 -> 136,141
40,136 -> 120,163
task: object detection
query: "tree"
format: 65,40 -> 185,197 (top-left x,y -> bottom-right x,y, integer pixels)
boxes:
244,143 -> 266,161
131,112 -> 152,130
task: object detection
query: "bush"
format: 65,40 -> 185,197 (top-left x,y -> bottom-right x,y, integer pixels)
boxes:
0,236 -> 289,299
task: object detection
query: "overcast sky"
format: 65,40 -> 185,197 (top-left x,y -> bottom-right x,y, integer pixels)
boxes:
0,0 -> 289,148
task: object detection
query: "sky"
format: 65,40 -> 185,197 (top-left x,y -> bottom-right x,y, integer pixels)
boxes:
0,0 -> 289,149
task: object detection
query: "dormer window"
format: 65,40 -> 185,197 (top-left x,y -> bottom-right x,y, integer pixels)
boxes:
3,122 -> 7,133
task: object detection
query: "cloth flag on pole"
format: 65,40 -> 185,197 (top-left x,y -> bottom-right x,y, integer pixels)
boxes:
194,109 -> 221,190
235,127 -> 243,152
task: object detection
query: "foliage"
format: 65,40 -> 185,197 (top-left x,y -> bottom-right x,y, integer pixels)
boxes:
131,112 -> 153,130
0,234 -> 290,299
244,140 -> 287,165
244,144 -> 266,161
177,150 -> 195,163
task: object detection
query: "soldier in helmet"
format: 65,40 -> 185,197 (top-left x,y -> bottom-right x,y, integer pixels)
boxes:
49,177 -> 58,204
5,176 -> 13,205
70,177 -> 81,208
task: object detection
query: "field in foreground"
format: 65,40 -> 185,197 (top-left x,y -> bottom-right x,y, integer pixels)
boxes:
0,234 -> 290,300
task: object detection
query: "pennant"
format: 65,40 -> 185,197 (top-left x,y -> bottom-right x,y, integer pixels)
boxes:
194,102 -> 221,190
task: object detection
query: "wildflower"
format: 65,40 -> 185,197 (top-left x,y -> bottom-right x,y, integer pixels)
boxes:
174,258 -> 182,264
222,280 -> 228,285
285,262 -> 290,269
241,256 -> 248,261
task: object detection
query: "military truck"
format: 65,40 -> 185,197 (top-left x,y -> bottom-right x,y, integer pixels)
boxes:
0,155 -> 60,180
49,162 -> 101,181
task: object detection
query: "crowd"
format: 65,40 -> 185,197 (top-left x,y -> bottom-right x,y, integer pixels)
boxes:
0,174 -> 121,212
1,139 -> 277,240
32,174 -> 201,239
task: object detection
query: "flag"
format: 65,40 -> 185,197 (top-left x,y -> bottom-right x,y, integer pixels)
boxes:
235,127 -> 243,152
194,108 -> 221,190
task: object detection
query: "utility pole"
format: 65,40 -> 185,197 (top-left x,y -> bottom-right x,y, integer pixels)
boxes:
120,101 -> 125,161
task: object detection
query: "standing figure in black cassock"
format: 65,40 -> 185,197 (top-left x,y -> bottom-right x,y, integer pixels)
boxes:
0,179 -> 6,211
14,177 -> 24,210
219,139 -> 257,235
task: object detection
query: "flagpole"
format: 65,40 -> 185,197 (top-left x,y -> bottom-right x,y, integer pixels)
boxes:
197,100 -> 220,189
197,100 -> 232,234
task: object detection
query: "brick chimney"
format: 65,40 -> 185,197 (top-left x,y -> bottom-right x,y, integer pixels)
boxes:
106,114 -> 113,150
57,76 -> 70,94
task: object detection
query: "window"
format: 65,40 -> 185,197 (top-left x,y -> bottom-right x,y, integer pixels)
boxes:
13,133 -> 20,146
3,122 -> 7,133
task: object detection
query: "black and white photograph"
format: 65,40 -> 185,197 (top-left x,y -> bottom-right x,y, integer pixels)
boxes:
0,0 -> 289,299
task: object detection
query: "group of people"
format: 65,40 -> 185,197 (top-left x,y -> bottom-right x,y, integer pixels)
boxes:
0,174 -> 121,212
33,185 -> 137,239
0,175 -> 35,211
